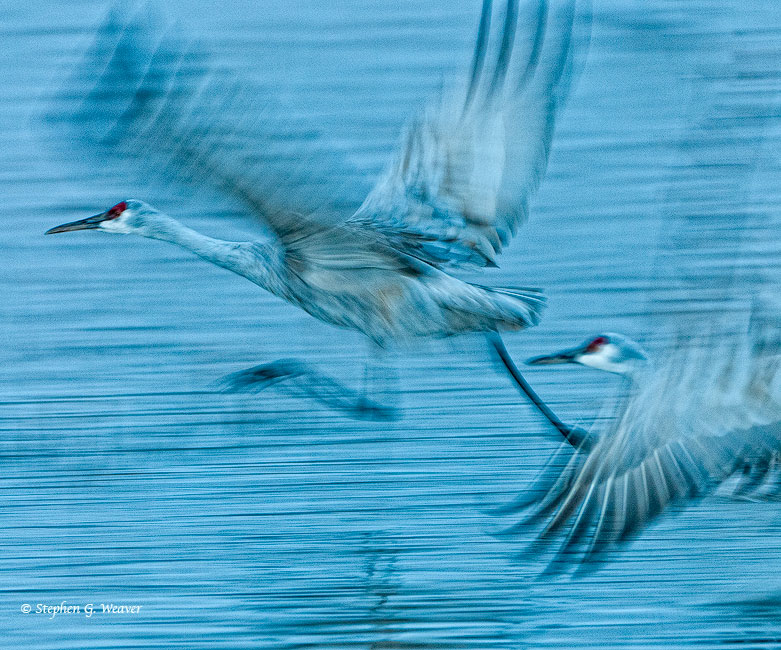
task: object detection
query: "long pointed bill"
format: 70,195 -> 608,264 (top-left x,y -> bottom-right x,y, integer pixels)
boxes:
526,347 -> 583,366
45,211 -> 111,235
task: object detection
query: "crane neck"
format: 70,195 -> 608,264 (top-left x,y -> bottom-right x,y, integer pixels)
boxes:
142,214 -> 275,289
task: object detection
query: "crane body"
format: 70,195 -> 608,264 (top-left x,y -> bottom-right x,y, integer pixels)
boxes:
46,0 -> 581,425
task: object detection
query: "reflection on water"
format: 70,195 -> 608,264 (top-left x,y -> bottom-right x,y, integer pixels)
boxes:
3,0 -> 781,648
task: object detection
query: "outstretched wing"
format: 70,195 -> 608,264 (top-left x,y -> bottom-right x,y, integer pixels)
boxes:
347,0 -> 582,269
47,6 -> 371,245
514,328 -> 781,571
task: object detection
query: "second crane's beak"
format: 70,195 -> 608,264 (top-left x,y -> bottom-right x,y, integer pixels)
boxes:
526,345 -> 584,366
45,210 -> 111,235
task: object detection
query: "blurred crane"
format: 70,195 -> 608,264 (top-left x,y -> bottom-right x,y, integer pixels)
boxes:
46,0 -> 584,427
504,324 -> 781,572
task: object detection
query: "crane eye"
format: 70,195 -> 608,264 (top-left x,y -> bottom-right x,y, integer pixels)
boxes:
586,336 -> 608,352
107,201 -> 127,218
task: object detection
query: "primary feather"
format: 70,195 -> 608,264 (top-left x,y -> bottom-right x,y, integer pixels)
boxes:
516,327 -> 781,570
349,0 -> 576,269
56,0 -> 576,273
45,1 -> 583,348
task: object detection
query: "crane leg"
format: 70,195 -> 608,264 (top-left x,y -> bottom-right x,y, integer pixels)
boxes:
486,332 -> 592,449
220,359 -> 307,392
220,357 -> 399,421
355,343 -> 400,421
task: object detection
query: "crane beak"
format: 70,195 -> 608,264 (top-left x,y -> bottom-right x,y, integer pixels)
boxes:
45,211 -> 110,235
526,346 -> 584,366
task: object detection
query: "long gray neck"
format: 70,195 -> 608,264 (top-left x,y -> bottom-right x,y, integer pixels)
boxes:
143,215 -> 275,289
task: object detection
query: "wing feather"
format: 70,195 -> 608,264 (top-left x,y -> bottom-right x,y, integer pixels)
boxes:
47,6 -> 371,245
347,0 -> 582,269
510,328 -> 781,571
52,3 -> 586,271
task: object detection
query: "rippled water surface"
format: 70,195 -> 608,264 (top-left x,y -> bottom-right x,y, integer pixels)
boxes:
3,1 -> 781,647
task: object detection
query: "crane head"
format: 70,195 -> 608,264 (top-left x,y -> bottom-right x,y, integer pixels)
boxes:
45,199 -> 155,236
526,333 -> 648,376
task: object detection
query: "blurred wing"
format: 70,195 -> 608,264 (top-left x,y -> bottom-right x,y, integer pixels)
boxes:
347,0 -> 581,269
48,6 -> 371,245
516,329 -> 781,571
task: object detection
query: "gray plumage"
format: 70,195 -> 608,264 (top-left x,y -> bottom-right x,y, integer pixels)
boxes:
46,1 -> 578,350
516,328 -> 781,571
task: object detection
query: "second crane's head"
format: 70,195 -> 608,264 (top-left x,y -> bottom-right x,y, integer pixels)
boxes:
45,200 -> 161,238
526,333 -> 648,376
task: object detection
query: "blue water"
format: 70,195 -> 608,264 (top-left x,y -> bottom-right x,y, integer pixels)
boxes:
2,1 -> 781,647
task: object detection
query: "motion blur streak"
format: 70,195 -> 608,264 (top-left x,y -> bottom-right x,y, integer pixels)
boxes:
44,0 -> 578,423
3,0 -> 781,648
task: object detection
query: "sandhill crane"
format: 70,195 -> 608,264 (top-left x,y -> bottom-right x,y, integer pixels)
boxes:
505,327 -> 781,572
46,0 -> 583,428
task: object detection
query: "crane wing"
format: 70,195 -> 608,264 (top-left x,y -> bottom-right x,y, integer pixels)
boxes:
515,328 -> 781,571
48,6 -> 371,245
346,0 -> 582,269
53,3 -> 582,264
